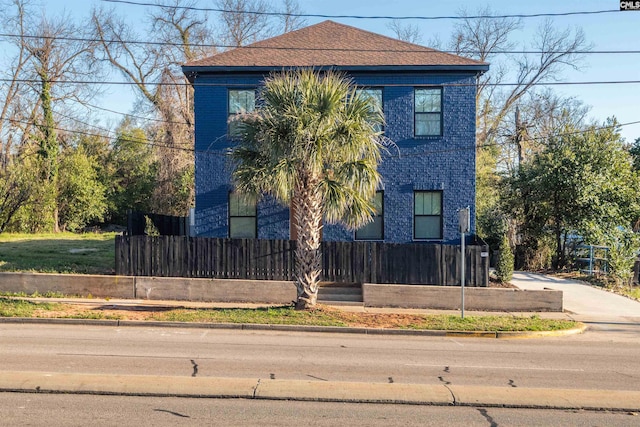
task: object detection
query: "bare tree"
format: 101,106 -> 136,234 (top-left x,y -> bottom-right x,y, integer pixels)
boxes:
517,89 -> 590,152
92,0 -> 305,214
1,3 -> 99,232
279,0 -> 306,33
216,0 -> 305,48
0,0 -> 31,170
92,0 -> 213,214
450,8 -> 591,169
216,0 -> 273,47
387,20 -> 423,44
459,8 -> 592,252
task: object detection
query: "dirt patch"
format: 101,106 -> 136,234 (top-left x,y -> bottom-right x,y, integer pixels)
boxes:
489,277 -> 517,288
36,304 -> 157,321
328,309 -> 429,329
489,281 -> 517,289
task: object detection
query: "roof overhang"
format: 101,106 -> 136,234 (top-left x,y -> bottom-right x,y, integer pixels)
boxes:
182,64 -> 490,84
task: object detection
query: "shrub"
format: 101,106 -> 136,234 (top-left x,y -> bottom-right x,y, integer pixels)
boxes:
496,234 -> 514,283
606,228 -> 639,287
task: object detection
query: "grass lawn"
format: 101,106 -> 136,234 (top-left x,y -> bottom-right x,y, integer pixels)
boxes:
626,287 -> 640,300
0,297 -> 580,332
0,232 -> 116,275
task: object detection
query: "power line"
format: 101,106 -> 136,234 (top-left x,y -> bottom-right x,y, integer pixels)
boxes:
5,114 -> 639,160
100,0 -> 619,21
54,109 -> 116,135
1,32 -> 638,55
392,119 -> 640,159
81,101 -> 190,126
5,117 -> 197,154
526,119 -> 640,142
2,77 -> 640,87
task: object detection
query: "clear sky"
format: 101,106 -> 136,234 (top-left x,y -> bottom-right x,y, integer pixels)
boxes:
39,0 -> 640,143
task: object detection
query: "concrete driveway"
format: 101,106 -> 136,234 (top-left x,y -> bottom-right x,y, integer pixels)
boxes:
511,271 -> 640,324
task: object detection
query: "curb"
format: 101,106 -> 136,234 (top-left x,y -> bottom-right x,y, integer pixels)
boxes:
2,371 -> 639,411
0,316 -> 586,339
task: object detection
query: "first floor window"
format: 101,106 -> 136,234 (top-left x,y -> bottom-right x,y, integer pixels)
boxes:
228,89 -> 256,138
414,191 -> 442,239
229,192 -> 256,238
355,191 -> 383,240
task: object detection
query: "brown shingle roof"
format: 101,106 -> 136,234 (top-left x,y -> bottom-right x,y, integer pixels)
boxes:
184,20 -> 487,69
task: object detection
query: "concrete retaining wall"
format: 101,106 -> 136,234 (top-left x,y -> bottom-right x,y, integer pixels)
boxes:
0,272 -> 134,299
134,277 -> 296,303
0,272 -> 295,305
0,272 -> 562,311
363,284 -> 563,312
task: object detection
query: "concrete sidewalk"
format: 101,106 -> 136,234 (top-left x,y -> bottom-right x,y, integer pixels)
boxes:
510,271 -> 640,323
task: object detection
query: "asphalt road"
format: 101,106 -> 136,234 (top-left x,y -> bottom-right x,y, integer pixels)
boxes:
1,323 -> 639,392
2,392 -> 639,427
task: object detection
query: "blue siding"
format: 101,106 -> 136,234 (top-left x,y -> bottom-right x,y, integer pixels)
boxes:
192,71 -> 477,243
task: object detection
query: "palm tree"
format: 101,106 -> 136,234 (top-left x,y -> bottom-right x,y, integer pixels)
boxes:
229,69 -> 384,309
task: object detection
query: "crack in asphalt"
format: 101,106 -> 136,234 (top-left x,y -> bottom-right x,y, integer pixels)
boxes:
438,376 -> 451,386
438,375 -> 456,405
154,409 -> 190,419
253,379 -> 260,398
477,408 -> 498,427
190,359 -> 198,377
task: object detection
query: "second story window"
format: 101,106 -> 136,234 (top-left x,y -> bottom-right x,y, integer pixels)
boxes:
414,88 -> 442,137
228,89 -> 255,138
357,88 -> 383,133
355,191 -> 383,240
229,192 -> 257,238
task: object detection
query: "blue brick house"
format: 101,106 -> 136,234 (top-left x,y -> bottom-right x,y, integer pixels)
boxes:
183,21 -> 488,244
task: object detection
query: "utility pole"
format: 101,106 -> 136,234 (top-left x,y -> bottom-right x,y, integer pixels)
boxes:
515,106 -> 523,166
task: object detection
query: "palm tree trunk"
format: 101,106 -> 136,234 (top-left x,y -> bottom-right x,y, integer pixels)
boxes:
293,175 -> 322,310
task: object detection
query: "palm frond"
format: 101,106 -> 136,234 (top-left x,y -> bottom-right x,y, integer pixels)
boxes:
230,68 -> 385,228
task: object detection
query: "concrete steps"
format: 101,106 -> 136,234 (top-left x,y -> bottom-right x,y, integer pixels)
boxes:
317,283 -> 363,306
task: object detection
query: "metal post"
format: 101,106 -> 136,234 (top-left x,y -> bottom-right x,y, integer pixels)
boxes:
458,207 -> 470,319
461,229 -> 465,319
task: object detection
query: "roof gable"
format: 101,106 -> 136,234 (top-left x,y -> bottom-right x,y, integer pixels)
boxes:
184,20 -> 487,69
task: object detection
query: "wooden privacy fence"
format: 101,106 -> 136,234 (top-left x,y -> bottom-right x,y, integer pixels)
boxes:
115,236 -> 489,287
